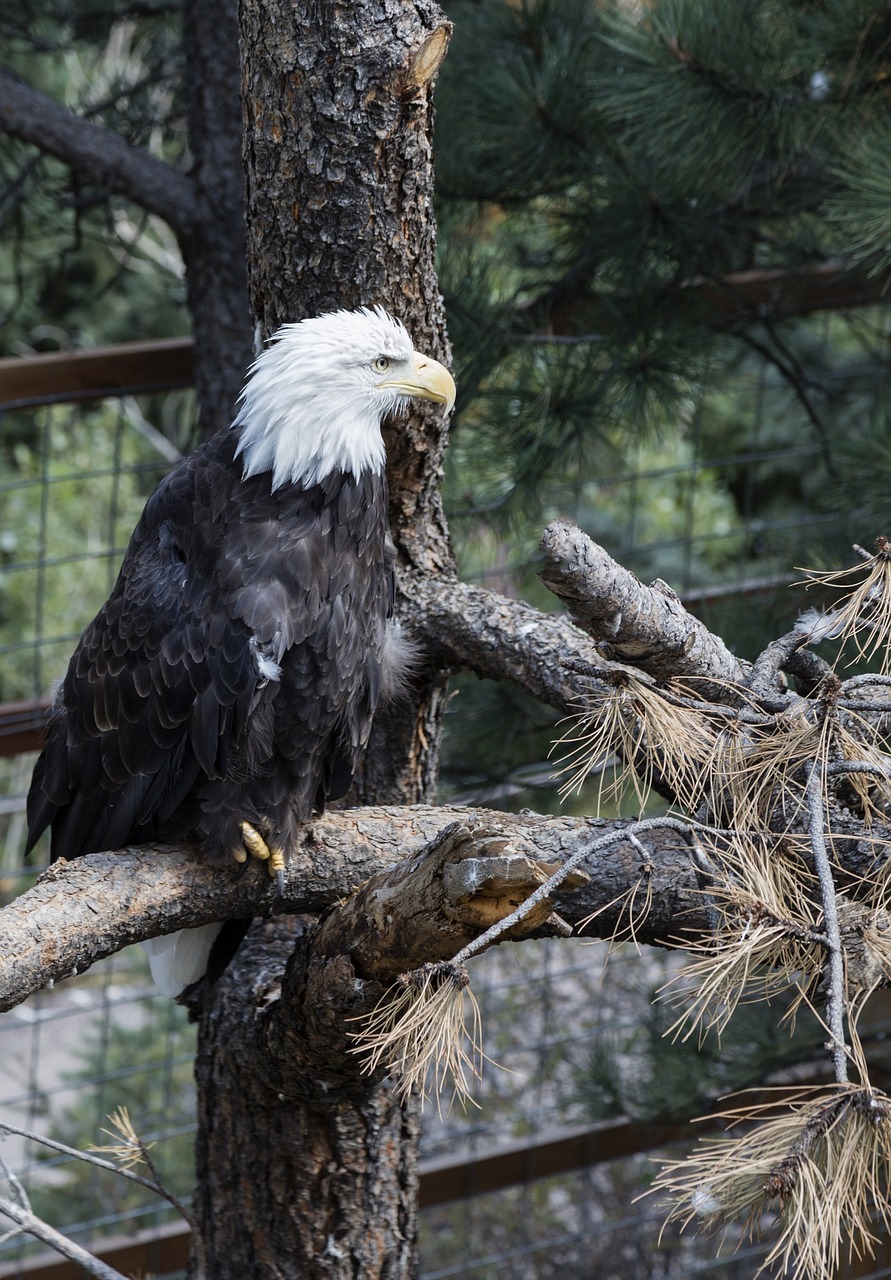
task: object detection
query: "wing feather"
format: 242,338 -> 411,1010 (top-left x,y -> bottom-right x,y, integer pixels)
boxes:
26,436 -> 395,868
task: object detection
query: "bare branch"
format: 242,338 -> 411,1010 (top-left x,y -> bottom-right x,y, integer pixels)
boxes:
0,65 -> 200,237
0,1197 -> 127,1280
537,520 -> 750,695
805,764 -> 850,1084
401,570 -> 602,712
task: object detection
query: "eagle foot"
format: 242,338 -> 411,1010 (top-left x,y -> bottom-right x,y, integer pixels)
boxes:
236,821 -> 286,891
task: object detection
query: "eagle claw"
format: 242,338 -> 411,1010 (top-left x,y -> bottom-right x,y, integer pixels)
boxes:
237,821 -> 286,890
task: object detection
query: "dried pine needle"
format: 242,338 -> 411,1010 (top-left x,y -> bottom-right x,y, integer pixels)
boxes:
577,862 -> 654,956
725,686 -> 891,832
798,539 -> 891,674
551,675 -> 646,810
652,1085 -> 891,1280
348,962 -> 487,1109
729,707 -> 823,831
88,1106 -> 156,1170
553,670 -> 719,814
660,835 -> 824,1041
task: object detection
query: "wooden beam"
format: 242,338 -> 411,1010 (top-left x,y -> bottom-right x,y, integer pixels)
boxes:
518,260 -> 891,337
0,1220 -> 190,1280
0,700 -> 50,758
2,260 -> 888,412
417,1118 -> 691,1208
0,339 -> 194,408
688,261 -> 891,321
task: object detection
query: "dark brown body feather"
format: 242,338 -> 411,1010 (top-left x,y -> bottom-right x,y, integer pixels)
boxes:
26,428 -> 392,866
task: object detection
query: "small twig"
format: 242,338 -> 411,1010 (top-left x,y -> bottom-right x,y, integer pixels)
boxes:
0,1199 -> 127,1280
826,759 -> 891,781
0,1121 -> 195,1228
842,673 -> 891,692
735,326 -> 832,468
0,1150 -> 29,1213
805,763 -> 850,1084
837,699 -> 891,716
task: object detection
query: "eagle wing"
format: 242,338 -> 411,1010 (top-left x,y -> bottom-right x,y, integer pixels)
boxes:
27,441 -> 392,864
26,449 -> 267,859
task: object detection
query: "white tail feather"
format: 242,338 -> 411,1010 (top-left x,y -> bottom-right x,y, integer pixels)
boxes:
141,924 -> 224,997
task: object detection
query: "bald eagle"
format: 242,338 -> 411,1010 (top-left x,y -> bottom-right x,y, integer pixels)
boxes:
25,307 -> 455,995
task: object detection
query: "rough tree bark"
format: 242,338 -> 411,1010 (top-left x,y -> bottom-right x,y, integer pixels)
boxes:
186,5 -> 455,1277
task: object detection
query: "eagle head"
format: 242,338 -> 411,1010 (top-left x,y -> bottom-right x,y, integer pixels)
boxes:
233,306 -> 456,490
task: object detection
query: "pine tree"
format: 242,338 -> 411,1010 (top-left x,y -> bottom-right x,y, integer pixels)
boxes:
436,0 -> 891,575
430,0 -> 891,803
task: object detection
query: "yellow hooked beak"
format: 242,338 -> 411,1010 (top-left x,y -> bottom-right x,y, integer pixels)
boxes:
379,351 -> 456,414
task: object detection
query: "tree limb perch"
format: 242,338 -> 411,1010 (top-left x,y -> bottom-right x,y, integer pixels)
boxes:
1,806 -> 705,1013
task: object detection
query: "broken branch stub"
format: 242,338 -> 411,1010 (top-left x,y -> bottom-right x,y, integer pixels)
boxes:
538,519 -> 749,694
312,821 -> 588,987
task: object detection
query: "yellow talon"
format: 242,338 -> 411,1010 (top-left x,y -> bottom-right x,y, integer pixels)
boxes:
237,821 -> 286,892
231,846 -> 247,864
269,845 -> 286,892
240,821 -> 271,861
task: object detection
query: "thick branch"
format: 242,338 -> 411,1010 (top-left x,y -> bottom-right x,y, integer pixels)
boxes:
402,570 -> 603,711
1,807 -> 704,1013
304,821 -> 583,985
258,821 -> 586,1099
538,519 -> 750,694
0,66 -> 200,236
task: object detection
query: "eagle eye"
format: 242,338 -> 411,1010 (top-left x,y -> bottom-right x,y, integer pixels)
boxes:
373,356 -> 391,373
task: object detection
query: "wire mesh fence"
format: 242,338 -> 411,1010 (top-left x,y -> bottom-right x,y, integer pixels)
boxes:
2,322 -> 891,1279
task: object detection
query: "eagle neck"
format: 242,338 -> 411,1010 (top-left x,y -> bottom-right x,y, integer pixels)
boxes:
231,390 -> 388,491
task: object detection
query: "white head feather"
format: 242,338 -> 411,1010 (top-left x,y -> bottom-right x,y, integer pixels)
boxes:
232,306 -> 453,490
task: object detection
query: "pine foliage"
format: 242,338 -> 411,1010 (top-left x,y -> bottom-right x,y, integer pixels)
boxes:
436,0 -> 891,536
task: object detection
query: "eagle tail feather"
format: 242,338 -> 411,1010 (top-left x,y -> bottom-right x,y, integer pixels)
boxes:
141,924 -> 224,997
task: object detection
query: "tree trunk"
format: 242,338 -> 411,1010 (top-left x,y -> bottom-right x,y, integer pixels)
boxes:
192,921 -> 421,1280
180,0 -> 253,436
189,3 -> 453,1276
